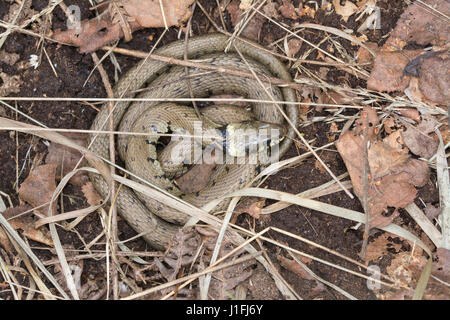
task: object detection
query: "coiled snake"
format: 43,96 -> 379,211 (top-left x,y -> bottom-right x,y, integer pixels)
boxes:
88,33 -> 298,250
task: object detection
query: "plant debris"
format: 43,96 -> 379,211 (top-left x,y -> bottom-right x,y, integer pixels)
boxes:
0,205 -> 53,248
44,133 -> 88,187
335,107 -> 430,228
367,0 -> 450,105
53,0 -> 195,53
226,0 -> 265,41
0,71 -> 22,97
18,163 -> 58,217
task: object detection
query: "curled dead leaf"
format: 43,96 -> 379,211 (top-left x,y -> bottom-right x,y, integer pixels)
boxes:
18,163 -> 58,217
367,50 -> 424,92
81,182 -> 103,206
332,0 -> 358,22
45,132 -> 88,186
53,0 -> 195,53
279,0 -> 298,19
401,115 -> 439,159
227,0 -> 265,41
0,71 -> 22,97
1,205 -> 53,247
335,107 -> 430,229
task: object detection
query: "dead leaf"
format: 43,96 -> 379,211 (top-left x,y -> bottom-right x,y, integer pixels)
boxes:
277,253 -> 313,280
53,0 -> 195,53
385,0 -> 450,49
424,203 -> 442,221
367,0 -> 450,104
277,253 -> 326,294
418,51 -> 450,105
263,1 -> 280,19
81,182 -> 103,206
366,233 -> 402,263
18,163 -> 58,217
335,107 -> 430,229
0,51 -> 20,65
1,205 -> 53,247
0,71 -> 22,97
45,133 -> 88,186
2,0 -> 37,25
332,0 -> 358,22
356,42 -> 379,65
279,0 -> 298,19
232,197 -> 265,222
227,0 -> 265,41
397,108 -> 421,123
432,248 -> 449,283
367,50 -> 424,92
401,115 -> 439,159
286,38 -> 303,58
386,246 -> 427,288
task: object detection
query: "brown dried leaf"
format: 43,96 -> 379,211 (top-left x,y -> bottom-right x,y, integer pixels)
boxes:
277,253 -> 326,294
226,0 -> 265,41
286,38 -> 303,58
332,0 -> 358,22
233,198 -> 265,221
53,0 -> 194,53
0,71 -> 22,97
18,163 -> 58,217
356,42 -> 379,65
155,226 -> 201,289
386,246 -> 427,288
367,140 -> 409,179
1,205 -> 53,247
418,51 -> 450,105
279,0 -> 298,19
354,106 -> 379,138
335,108 -> 430,228
206,241 -> 255,300
423,203 -> 442,221
401,115 -> 439,159
45,133 -> 88,186
0,51 -> 20,65
11,215 -> 53,247
263,1 -> 280,19
2,0 -> 37,24
397,108 -> 421,122
384,0 -> 450,49
366,233 -> 402,263
81,182 -> 103,206
367,50 -> 424,92
432,248 -> 449,283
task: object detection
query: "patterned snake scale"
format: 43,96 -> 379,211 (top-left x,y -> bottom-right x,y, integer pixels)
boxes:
88,33 -> 298,250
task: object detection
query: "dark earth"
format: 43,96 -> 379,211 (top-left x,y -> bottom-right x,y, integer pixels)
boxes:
0,0 -> 439,300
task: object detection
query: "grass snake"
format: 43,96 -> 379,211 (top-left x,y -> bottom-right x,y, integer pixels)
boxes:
88,33 -> 298,250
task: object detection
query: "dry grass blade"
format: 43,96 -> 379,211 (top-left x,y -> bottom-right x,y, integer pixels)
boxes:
229,187 -> 432,256
123,251 -> 262,300
405,203 -> 442,248
412,257 -> 433,300
48,221 -> 79,299
0,254 -> 19,299
288,252 -> 357,300
435,129 -> 449,249
297,23 -> 376,56
199,197 -> 240,300
0,212 -> 69,299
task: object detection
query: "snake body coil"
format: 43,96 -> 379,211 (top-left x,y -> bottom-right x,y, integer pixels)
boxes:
88,34 -> 298,250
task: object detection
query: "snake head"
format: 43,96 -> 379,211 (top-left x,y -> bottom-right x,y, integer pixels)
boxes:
223,121 -> 286,158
